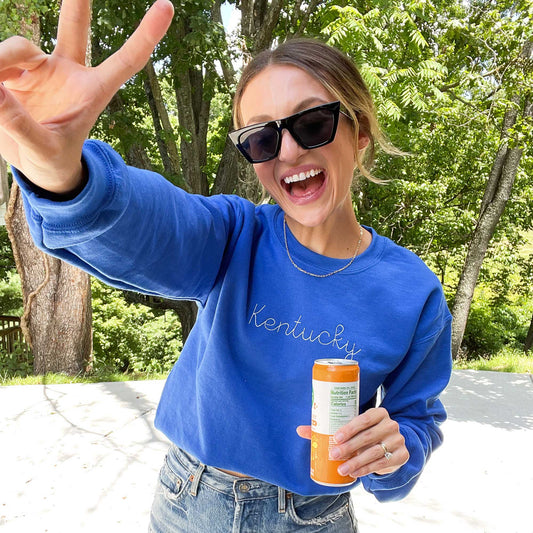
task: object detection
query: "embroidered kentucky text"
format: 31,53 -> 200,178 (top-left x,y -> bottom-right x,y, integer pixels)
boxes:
248,303 -> 361,359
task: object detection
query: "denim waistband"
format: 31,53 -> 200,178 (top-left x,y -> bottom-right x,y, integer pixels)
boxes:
168,445 -> 290,511
168,445 -> 292,513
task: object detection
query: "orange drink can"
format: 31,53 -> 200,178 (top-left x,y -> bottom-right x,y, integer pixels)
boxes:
311,359 -> 360,486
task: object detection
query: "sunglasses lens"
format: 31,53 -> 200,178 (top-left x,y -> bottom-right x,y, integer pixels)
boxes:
292,108 -> 336,148
230,103 -> 342,163
239,124 -> 279,162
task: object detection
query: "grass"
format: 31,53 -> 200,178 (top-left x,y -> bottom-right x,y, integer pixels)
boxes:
0,369 -> 169,386
454,347 -> 533,374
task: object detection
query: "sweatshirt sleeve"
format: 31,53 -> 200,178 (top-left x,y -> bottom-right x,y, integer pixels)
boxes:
13,139 -> 243,304
361,285 -> 453,502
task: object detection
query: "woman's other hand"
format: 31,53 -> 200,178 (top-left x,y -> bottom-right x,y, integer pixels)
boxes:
0,0 -> 174,194
296,407 -> 409,479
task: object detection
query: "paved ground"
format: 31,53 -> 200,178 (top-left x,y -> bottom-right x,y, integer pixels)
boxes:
0,370 -> 532,533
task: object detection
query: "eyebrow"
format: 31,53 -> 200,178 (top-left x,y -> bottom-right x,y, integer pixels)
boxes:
245,97 -> 330,126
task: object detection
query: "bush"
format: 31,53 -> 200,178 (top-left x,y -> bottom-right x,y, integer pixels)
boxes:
91,280 -> 182,373
0,343 -> 33,378
462,296 -> 531,357
0,271 -> 23,316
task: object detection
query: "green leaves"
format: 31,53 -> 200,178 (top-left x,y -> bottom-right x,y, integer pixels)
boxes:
319,0 -> 531,273
91,281 -> 182,373
319,1 -> 450,124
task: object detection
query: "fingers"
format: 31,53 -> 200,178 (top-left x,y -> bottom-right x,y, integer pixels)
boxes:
337,434 -> 409,479
330,408 -> 409,479
0,83 -> 50,155
97,0 -> 174,97
55,0 -> 91,64
0,36 -> 47,78
296,425 -> 312,440
335,407 -> 390,446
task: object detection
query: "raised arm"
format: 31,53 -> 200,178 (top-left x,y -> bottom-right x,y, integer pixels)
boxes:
0,0 -> 174,194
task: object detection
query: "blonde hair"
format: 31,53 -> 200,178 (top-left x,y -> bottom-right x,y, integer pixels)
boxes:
233,38 -> 401,183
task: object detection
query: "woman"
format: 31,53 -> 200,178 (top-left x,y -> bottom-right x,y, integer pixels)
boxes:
0,1 -> 452,531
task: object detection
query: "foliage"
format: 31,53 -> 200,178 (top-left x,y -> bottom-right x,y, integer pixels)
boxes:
0,0 -> 48,40
1,0 -> 532,371
0,226 -> 17,283
313,0 -> 533,310
0,342 -> 33,379
454,347 -> 533,374
461,293 -> 532,356
0,270 -> 23,316
91,280 -> 182,373
0,274 -> 182,379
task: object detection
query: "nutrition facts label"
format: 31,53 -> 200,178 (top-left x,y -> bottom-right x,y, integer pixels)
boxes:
312,380 -> 359,434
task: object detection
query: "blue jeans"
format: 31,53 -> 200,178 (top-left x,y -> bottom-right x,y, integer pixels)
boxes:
149,445 -> 358,532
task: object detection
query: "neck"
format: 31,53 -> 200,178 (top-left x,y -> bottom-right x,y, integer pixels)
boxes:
285,204 -> 364,259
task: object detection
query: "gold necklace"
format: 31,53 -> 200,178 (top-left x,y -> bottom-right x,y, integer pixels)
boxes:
283,217 -> 364,278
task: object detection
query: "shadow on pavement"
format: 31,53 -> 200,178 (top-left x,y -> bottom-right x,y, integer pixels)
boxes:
442,370 -> 533,430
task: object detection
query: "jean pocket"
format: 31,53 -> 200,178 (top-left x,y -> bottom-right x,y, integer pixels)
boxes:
287,492 -> 352,527
158,454 -> 187,505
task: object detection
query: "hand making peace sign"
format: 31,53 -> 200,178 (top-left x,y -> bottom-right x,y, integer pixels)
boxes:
0,0 -> 174,194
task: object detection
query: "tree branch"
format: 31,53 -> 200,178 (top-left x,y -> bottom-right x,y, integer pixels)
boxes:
253,0 -> 284,53
144,59 -> 191,191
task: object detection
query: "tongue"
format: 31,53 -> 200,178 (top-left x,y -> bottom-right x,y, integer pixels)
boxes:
290,173 -> 324,198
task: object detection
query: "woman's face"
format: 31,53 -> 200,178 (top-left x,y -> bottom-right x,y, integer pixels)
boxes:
238,65 -> 367,229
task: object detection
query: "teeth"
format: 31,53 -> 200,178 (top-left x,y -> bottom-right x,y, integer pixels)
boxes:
283,169 -> 322,184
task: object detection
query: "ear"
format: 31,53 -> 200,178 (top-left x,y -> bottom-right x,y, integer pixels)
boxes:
357,132 -> 370,151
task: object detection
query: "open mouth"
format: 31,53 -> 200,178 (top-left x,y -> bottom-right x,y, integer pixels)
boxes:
282,168 -> 326,198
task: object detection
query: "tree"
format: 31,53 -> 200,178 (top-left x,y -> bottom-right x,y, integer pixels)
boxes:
2,0 -> 92,374
451,41 -> 533,357
0,156 -> 7,219
88,0 -> 320,340
316,0 -> 533,357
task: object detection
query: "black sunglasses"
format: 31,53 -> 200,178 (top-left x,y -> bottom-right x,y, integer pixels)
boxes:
229,101 -> 347,164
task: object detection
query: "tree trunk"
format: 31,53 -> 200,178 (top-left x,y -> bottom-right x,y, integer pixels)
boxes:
144,59 -> 191,191
172,301 -> 198,341
0,156 -> 8,208
451,43 -> 533,358
0,156 -> 8,225
161,0 -> 308,337
2,3 -> 93,375
5,184 -> 92,373
173,68 -> 211,195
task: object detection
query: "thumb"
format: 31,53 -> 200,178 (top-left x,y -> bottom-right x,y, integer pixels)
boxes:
296,425 -> 312,440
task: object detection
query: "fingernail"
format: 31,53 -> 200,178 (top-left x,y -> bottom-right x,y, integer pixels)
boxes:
334,431 -> 345,443
338,464 -> 350,476
329,448 -> 341,460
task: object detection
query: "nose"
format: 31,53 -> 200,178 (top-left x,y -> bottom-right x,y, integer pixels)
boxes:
277,128 -> 305,162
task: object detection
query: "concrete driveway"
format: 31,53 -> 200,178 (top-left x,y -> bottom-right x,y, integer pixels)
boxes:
0,370 -> 532,533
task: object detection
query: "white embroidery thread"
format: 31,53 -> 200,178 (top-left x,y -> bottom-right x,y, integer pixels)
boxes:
248,303 -> 361,359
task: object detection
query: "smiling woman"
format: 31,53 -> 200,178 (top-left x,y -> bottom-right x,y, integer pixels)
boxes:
0,2 -> 452,530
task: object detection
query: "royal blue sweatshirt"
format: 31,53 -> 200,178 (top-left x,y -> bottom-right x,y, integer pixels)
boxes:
15,140 -> 452,499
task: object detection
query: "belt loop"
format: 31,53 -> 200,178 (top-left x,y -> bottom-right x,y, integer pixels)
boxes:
278,486 -> 286,514
188,462 -> 206,497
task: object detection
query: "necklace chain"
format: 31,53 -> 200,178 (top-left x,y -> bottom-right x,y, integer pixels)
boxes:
283,217 -> 364,278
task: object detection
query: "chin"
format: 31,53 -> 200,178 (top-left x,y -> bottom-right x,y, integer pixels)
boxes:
285,210 -> 329,228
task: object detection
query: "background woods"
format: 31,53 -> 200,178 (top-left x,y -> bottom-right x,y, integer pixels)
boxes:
0,0 -> 532,376
1,0 -> 92,375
